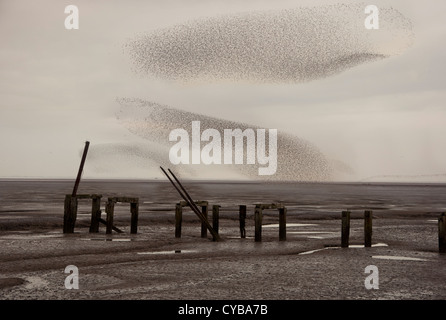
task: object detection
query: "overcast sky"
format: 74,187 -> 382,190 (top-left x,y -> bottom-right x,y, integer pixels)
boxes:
1,0 -> 445,182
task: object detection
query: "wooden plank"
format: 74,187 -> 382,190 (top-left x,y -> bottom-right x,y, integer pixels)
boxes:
179,200 -> 208,207
111,196 -> 139,203
98,218 -> 124,233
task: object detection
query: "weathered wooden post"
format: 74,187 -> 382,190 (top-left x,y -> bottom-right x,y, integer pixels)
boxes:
255,205 -> 262,242
63,195 -> 78,233
212,205 -> 220,235
341,210 -> 351,248
439,212 -> 446,253
89,195 -> 102,233
201,204 -> 208,238
72,141 -> 90,197
63,195 -> 71,233
239,205 -> 246,238
130,201 -> 139,234
279,207 -> 287,241
175,203 -> 182,238
63,141 -> 90,234
105,199 -> 115,235
364,210 -> 373,247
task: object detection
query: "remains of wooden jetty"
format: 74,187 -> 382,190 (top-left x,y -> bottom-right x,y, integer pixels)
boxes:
62,142 -> 446,253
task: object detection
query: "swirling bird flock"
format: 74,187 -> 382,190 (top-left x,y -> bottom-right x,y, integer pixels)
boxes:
88,3 -> 413,181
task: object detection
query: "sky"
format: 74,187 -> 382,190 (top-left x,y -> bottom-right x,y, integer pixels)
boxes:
0,0 -> 445,182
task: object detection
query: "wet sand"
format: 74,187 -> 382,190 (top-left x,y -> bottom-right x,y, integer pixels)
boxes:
0,180 -> 445,300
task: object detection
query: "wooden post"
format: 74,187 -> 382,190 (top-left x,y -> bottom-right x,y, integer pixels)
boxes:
63,195 -> 78,233
364,210 -> 373,247
212,205 -> 220,235
105,200 -> 115,235
63,194 -> 71,234
255,205 -> 262,242
201,204 -> 208,238
439,212 -> 446,253
89,196 -> 101,233
239,205 -> 246,238
341,210 -> 351,248
175,203 -> 182,238
279,207 -> 286,241
130,202 -> 139,234
64,141 -> 89,234
72,141 -> 90,197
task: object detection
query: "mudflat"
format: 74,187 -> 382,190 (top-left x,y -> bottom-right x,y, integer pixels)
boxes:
0,180 -> 445,300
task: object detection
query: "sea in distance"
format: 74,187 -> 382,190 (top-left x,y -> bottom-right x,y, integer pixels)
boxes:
0,179 -> 445,230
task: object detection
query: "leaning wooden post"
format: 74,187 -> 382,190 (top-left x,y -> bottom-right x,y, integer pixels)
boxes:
239,205 -> 247,238
130,201 -> 139,234
105,199 -> 115,235
89,195 -> 101,233
364,210 -> 373,247
255,205 -> 263,242
212,205 -> 220,236
279,207 -> 287,241
341,210 -> 351,248
201,204 -> 208,238
439,212 -> 446,253
64,141 -> 89,234
72,141 -> 90,197
175,203 -> 182,238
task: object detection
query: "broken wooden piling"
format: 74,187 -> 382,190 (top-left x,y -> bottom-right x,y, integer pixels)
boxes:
71,141 -> 90,197
63,195 -> 78,233
254,205 -> 262,242
201,204 -> 208,238
364,210 -> 373,247
89,195 -> 102,233
130,202 -> 139,234
105,200 -> 114,235
175,203 -> 182,238
239,205 -> 246,238
254,203 -> 286,242
341,210 -> 351,248
212,205 -> 220,235
161,167 -> 221,241
175,200 -> 211,239
439,212 -> 446,253
279,207 -> 286,241
64,194 -> 102,234
63,141 -> 90,234
105,197 -> 139,235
